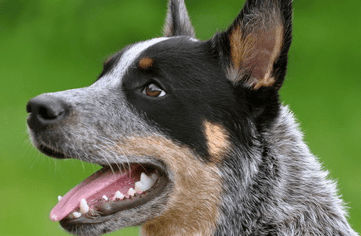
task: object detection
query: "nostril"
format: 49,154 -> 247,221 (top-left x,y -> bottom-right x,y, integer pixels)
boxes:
38,105 -> 62,120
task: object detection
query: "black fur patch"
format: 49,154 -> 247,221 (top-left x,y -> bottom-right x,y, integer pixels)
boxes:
122,37 -> 254,161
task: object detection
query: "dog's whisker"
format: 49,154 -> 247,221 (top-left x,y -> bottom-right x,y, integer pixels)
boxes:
95,136 -> 133,174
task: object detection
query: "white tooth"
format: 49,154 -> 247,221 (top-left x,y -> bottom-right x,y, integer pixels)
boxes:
102,195 -> 108,201
58,195 -> 62,201
135,181 -> 144,192
140,172 -> 156,191
72,212 -> 82,218
114,191 -> 124,200
80,198 -> 89,214
127,188 -> 136,197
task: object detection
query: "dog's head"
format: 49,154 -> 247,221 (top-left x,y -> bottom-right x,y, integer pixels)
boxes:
26,0 -> 292,235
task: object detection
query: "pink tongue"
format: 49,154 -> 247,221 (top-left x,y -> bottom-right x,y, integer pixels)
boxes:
50,166 -> 137,222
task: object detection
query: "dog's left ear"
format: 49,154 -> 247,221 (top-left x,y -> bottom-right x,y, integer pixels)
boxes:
164,0 -> 196,38
213,0 -> 292,90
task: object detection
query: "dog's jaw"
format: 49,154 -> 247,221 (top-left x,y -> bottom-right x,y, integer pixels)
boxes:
56,162 -> 173,236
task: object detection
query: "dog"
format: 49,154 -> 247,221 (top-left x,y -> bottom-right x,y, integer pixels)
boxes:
26,0 -> 358,235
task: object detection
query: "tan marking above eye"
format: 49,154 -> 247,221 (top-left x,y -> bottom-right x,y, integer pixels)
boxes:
139,57 -> 154,70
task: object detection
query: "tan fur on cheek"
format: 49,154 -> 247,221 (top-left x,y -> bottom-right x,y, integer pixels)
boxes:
204,121 -> 230,163
113,136 -> 222,236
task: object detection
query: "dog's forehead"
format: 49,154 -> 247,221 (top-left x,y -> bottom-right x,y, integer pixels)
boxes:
92,37 -> 171,89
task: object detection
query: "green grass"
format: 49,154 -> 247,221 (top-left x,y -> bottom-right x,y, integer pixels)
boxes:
1,0 -> 360,235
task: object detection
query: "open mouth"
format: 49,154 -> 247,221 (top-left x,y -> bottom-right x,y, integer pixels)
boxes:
39,145 -> 169,227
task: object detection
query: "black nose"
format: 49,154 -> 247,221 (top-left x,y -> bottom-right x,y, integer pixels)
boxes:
26,95 -> 69,131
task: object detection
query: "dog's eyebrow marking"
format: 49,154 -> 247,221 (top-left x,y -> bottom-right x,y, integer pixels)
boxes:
92,37 -> 169,89
138,57 -> 154,70
203,121 -> 230,163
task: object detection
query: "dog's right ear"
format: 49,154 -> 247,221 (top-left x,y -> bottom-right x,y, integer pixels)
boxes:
212,0 -> 292,90
164,0 -> 196,38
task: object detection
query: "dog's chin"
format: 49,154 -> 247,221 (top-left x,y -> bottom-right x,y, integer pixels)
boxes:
33,140 -> 171,236
27,130 -> 68,159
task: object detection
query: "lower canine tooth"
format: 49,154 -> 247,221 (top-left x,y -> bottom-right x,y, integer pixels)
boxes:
102,195 -> 108,201
80,198 -> 89,214
140,172 -> 156,191
72,212 -> 82,218
58,195 -> 62,201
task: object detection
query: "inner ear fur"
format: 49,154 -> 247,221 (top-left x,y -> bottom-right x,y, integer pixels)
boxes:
215,0 -> 292,90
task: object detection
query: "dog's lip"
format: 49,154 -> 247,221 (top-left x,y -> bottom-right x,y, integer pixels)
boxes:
38,143 -> 67,159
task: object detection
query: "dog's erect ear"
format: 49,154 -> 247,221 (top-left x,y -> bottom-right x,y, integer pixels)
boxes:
164,0 -> 195,38
213,0 -> 292,90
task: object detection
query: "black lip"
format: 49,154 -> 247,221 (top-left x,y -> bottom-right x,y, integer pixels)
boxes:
39,144 -> 67,159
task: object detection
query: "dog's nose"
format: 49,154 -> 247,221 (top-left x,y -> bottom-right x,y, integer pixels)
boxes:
26,95 -> 69,131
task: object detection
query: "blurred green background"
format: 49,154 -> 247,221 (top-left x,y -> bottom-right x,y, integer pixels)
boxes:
0,0 -> 360,235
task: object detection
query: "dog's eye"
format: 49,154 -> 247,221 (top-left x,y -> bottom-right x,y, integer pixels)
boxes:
142,83 -> 166,98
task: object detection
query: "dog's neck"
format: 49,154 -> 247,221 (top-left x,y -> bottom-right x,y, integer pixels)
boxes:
213,105 -> 353,235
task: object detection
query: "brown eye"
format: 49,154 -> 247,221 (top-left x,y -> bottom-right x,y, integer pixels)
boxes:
142,83 -> 166,97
